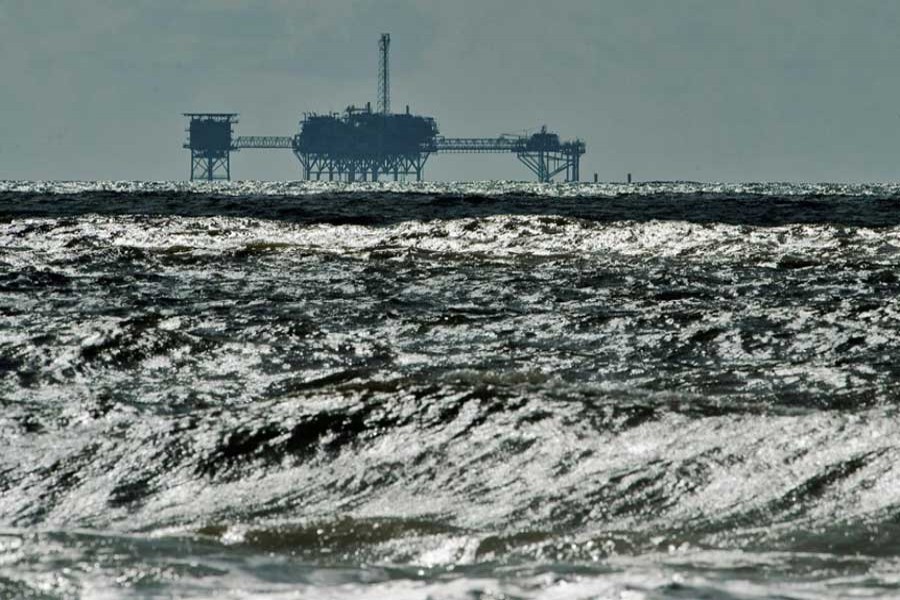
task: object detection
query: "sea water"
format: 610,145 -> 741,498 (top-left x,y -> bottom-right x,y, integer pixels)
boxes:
2,181 -> 900,599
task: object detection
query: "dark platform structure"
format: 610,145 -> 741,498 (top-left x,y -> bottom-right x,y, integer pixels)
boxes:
183,34 -> 585,183
294,104 -> 438,182
435,128 -> 584,183
183,114 -> 237,181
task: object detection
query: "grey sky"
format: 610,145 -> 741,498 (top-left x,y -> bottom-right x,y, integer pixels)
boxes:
2,1 -> 900,182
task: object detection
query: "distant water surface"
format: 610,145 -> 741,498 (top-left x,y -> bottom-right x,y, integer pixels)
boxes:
2,181 -> 900,599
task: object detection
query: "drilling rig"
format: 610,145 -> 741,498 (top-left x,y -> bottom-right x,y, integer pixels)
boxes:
185,33 -> 585,182
291,32 -> 438,182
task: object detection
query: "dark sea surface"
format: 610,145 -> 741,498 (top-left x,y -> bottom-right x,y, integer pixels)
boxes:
2,180 -> 900,599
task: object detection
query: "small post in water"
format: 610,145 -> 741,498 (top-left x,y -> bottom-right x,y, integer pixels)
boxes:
593,173 -> 598,183
627,173 -> 632,184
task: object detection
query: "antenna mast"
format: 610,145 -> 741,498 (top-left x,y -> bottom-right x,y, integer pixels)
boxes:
378,33 -> 391,114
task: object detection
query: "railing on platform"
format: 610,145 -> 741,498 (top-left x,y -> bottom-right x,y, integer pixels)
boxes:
233,136 -> 295,149
433,137 -> 526,153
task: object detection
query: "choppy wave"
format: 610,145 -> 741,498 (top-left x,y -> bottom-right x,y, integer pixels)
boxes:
2,182 -> 900,598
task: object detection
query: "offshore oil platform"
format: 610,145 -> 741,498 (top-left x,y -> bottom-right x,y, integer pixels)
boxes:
184,34 -> 586,183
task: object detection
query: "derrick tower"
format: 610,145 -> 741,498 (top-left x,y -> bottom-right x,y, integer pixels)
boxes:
378,33 -> 390,115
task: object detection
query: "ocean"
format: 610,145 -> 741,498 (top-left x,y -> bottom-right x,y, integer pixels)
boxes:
2,180 -> 900,599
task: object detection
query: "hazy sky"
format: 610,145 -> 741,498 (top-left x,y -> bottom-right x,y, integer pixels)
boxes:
3,1 -> 900,182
